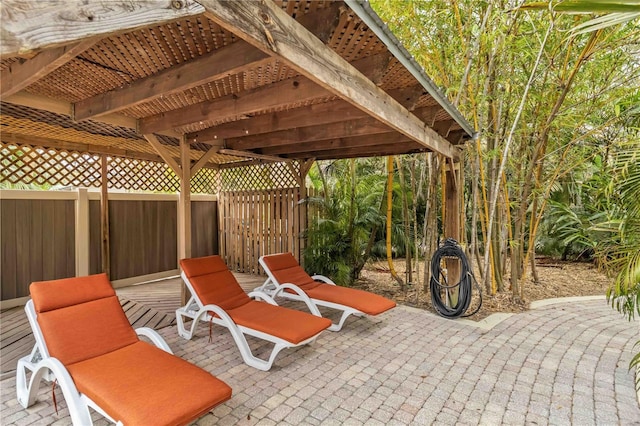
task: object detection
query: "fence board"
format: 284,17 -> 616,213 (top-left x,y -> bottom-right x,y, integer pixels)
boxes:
219,188 -> 305,274
109,200 -> 177,280
0,199 -> 75,300
191,201 -> 218,258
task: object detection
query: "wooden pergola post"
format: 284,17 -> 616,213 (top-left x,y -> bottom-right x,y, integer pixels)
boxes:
290,159 -> 314,264
444,160 -> 461,291
178,136 -> 192,305
100,155 -> 110,278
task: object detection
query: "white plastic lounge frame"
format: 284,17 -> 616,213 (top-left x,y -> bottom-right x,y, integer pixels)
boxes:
257,253 -> 396,332
256,263 -> 359,332
176,269 -> 328,371
17,300 -> 172,426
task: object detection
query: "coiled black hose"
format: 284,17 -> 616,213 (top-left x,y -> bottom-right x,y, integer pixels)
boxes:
430,238 -> 482,318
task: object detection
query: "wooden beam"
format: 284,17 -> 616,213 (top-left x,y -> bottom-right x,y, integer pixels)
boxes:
446,130 -> 467,145
139,51 -> 393,134
4,91 -> 181,139
218,148 -> 291,163
387,84 -> 428,111
198,0 -> 458,159
350,51 -> 393,86
144,134 -> 182,178
1,0 -> 204,58
218,160 -> 261,170
228,117 -> 391,151
259,132 -> 409,156
413,105 -> 441,126
187,99 -> 367,143
1,40 -> 96,97
138,76 -> 329,134
0,132 -> 167,162
74,41 -> 270,120
190,146 -> 221,175
305,142 -> 424,160
433,120 -> 455,137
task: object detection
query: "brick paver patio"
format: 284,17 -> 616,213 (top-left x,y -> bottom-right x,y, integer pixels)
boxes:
1,297 -> 638,425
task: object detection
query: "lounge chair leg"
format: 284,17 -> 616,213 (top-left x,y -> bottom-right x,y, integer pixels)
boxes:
17,357 -> 93,425
176,308 -> 200,340
329,311 -> 355,332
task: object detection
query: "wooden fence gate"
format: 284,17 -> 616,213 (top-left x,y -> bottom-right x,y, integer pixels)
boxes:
219,187 -> 306,274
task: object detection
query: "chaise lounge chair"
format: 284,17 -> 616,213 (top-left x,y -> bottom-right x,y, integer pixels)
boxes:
177,255 -> 332,371
258,252 -> 397,331
17,273 -> 231,426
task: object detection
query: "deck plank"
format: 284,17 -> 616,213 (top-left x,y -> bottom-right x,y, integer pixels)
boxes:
0,272 -> 261,376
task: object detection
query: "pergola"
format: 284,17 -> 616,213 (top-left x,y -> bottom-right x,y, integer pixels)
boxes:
1,0 -> 475,299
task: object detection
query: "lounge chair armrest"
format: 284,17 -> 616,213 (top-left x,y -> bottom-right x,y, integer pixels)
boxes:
248,291 -> 279,306
270,283 -> 322,317
201,303 -> 237,324
135,328 -> 173,354
311,274 -> 336,285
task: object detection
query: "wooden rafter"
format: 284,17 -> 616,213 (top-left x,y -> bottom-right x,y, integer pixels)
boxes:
139,51 -> 394,134
387,84 -> 428,111
1,40 -> 96,97
73,41 -> 270,120
139,76 -> 328,134
258,132 -> 410,156
218,149 -> 291,163
0,0 -> 204,58
446,130 -> 467,144
144,134 -> 182,178
0,132 -> 165,163
5,91 -> 181,139
413,105 -> 441,126
306,142 -> 423,160
187,99 -> 367,143
227,117 -> 391,151
197,0 -> 459,159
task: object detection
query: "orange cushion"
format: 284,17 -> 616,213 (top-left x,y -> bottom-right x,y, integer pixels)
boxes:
31,273 -> 115,313
227,300 -> 331,344
67,341 -> 232,426
181,256 -> 250,310
261,253 -> 318,288
37,295 -> 139,365
306,283 -> 396,316
262,253 -> 396,316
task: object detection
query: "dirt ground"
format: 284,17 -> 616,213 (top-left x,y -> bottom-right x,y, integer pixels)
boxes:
354,258 -> 611,321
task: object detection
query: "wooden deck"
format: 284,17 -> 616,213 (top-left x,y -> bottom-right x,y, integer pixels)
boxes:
0,273 -> 264,379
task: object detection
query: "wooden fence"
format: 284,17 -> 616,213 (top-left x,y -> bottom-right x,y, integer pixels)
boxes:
0,189 -> 218,305
219,187 -> 307,274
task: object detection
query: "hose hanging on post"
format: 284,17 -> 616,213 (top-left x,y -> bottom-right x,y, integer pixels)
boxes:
430,238 -> 482,318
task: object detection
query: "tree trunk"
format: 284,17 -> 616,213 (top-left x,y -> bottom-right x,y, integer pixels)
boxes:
386,156 -> 404,289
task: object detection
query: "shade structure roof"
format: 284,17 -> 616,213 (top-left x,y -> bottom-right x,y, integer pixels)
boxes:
1,0 -> 475,169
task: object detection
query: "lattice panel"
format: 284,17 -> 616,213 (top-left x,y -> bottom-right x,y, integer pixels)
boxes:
1,142 -> 219,194
107,157 -> 180,192
1,143 -> 101,188
191,167 -> 219,194
220,162 -> 299,191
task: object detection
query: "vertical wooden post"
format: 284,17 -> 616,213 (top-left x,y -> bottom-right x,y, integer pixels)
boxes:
100,155 -> 110,278
75,188 -> 90,276
445,160 -> 461,293
178,137 -> 192,304
296,160 -> 313,265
